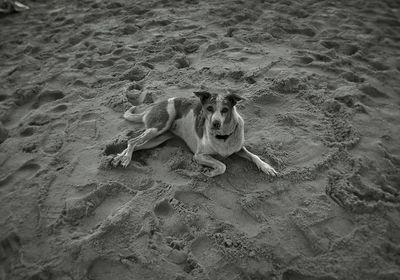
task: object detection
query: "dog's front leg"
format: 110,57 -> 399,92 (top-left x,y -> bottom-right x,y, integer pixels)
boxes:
193,154 -> 226,177
236,147 -> 277,176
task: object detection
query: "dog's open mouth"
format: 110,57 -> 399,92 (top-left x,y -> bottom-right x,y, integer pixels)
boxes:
214,124 -> 237,141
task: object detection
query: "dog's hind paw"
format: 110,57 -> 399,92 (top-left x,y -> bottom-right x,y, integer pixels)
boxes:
111,151 -> 126,167
120,155 -> 131,168
110,148 -> 133,168
111,155 -> 122,167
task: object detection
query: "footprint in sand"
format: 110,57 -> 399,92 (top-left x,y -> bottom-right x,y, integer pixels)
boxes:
295,56 -> 314,65
79,89 -> 97,100
289,196 -> 355,255
321,41 -> 359,56
19,126 -> 36,137
0,232 -> 24,278
0,94 -> 8,102
174,187 -> 261,237
68,114 -> 99,142
0,232 -> 21,260
80,112 -> 100,122
320,40 -> 340,50
294,51 -> 332,66
341,71 -> 365,83
395,60 -> 400,72
190,235 -> 221,270
157,198 -> 191,237
49,103 -> 69,114
0,123 -> 8,144
0,160 -> 40,190
87,257 -> 155,280
311,52 -> 332,63
32,90 -> 65,109
285,25 -> 316,37
337,43 -> 359,56
359,85 -> 388,98
251,90 -> 284,105
27,112 -> 53,127
282,269 -> 338,280
66,30 -> 91,48
64,182 -> 136,230
151,199 -> 193,266
41,123 -> 66,154
367,59 -> 390,71
154,199 -> 174,217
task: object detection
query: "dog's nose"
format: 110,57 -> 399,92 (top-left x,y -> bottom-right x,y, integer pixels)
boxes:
212,120 -> 221,130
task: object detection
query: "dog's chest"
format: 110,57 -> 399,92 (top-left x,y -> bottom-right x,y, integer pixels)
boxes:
170,104 -> 244,157
203,132 -> 243,157
207,114 -> 244,157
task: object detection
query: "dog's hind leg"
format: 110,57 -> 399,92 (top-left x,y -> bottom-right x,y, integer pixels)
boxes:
112,128 -> 162,167
193,154 -> 226,177
123,106 -> 145,122
114,99 -> 175,167
133,132 -> 174,151
236,147 -> 277,176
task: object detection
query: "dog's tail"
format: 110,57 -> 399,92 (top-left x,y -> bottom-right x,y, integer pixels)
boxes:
123,106 -> 144,122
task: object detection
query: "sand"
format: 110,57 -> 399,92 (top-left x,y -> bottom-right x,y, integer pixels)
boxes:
0,0 -> 400,279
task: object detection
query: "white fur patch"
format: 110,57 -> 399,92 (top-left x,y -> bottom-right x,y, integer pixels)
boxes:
170,109 -> 199,153
211,96 -> 225,127
165,97 -> 177,131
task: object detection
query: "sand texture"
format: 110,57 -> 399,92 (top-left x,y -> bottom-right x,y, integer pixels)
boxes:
1,0 -> 400,279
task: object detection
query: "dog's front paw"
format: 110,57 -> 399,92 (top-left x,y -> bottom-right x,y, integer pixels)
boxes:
259,162 -> 278,176
202,169 -> 217,177
202,166 -> 226,177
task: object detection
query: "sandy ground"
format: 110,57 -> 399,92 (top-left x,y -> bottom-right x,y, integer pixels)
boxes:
0,0 -> 400,279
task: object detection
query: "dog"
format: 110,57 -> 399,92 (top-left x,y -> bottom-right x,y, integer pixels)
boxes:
112,91 -> 277,177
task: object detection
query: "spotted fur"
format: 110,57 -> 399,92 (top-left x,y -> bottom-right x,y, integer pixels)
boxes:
112,91 -> 277,177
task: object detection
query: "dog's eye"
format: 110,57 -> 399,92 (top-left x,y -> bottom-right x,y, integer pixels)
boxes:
206,106 -> 214,112
221,108 -> 229,114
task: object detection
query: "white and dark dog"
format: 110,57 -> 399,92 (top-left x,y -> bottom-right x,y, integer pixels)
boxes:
112,91 -> 277,177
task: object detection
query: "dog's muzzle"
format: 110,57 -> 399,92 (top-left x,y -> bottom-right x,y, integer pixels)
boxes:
212,120 -> 221,130
213,122 -> 237,141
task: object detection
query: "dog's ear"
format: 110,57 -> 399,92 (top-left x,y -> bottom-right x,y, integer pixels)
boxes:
226,93 -> 245,106
194,91 -> 211,104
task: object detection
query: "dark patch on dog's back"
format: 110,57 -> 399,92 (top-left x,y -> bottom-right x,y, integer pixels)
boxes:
174,98 -> 197,119
194,104 -> 205,138
174,97 -> 205,138
146,100 -> 169,130
194,93 -> 219,138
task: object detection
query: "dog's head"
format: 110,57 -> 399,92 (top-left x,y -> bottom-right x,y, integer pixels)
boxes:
194,91 -> 244,138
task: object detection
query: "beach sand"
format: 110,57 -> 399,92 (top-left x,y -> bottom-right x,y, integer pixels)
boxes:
0,0 -> 399,279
